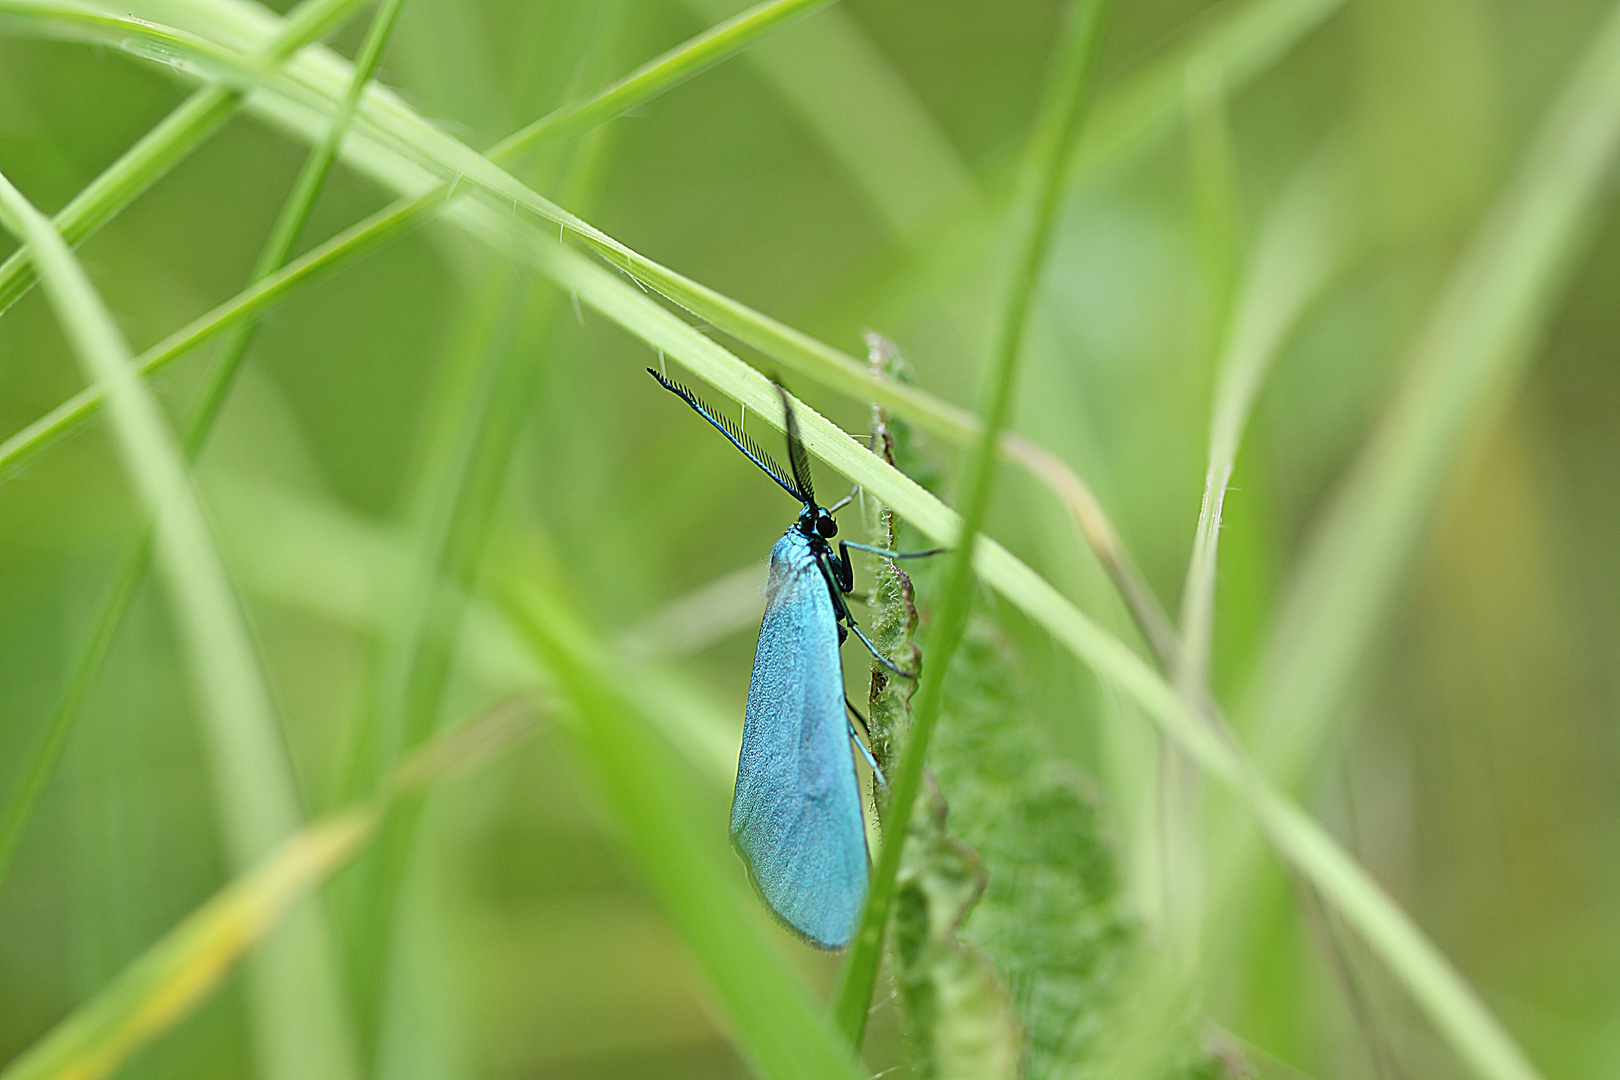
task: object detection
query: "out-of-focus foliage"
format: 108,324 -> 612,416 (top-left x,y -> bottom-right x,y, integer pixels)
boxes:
1,0 -> 1619,1078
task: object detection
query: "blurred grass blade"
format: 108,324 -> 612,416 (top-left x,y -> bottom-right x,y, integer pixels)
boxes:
0,701 -> 536,1080
679,0 -> 976,241
0,811 -> 376,1080
0,171 -> 359,1080
503,583 -> 867,1080
0,0 -> 408,899
1073,0 -> 1345,178
0,0 -> 369,316
1241,0 -> 1620,809
1180,150 -> 1345,688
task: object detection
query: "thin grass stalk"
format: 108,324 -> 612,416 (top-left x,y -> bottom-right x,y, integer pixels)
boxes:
1179,152 -> 1341,692
0,168 -> 358,1080
832,0 -> 1115,1044
0,0 -> 369,316
0,0 -> 409,898
335,21 -> 633,1050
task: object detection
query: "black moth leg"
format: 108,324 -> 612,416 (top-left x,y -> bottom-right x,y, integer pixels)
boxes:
814,544 -> 913,679
848,621 -> 914,680
844,697 -> 887,791
829,543 -> 855,594
845,696 -> 872,737
826,484 -> 859,515
846,717 -> 888,792
842,541 -> 947,560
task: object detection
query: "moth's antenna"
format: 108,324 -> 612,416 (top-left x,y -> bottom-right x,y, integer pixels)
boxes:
648,369 -> 803,502
774,380 -> 816,509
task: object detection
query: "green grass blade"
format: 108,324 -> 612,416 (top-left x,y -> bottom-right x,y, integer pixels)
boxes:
0,168 -> 359,1080
1072,0 -> 1345,178
0,0 -> 369,316
0,0 -> 408,901
833,0 -> 1115,1044
679,0 -> 976,241
1241,0 -> 1620,814
0,701 -> 534,1080
1180,151 -> 1345,691
502,582 -> 867,1080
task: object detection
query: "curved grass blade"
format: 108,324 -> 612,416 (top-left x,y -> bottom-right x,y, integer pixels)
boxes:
1238,0 -> 1620,850
0,168 -> 359,1080
0,0 -> 370,316
0,0 -> 410,898
1180,150 -> 1346,694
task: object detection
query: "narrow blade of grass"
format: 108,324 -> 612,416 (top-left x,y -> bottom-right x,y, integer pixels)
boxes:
1180,149 -> 1345,692
1240,0 -> 1620,822
0,0 -> 369,316
834,0 -> 1116,1044
0,0 -> 409,900
0,168 -> 359,1080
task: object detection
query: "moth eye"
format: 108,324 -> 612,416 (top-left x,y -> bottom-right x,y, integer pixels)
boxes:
818,515 -> 838,538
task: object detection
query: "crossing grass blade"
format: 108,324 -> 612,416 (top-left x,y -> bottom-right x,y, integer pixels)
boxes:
0,166 -> 359,1080
0,0 -> 371,316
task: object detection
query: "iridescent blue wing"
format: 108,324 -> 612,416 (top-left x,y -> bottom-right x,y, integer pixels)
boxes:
729,530 -> 868,949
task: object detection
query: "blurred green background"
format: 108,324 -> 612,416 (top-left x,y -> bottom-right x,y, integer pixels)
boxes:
0,0 -> 1618,1077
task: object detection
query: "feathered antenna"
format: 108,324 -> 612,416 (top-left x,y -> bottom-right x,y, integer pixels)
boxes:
774,380 -> 817,509
647,369 -> 805,504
